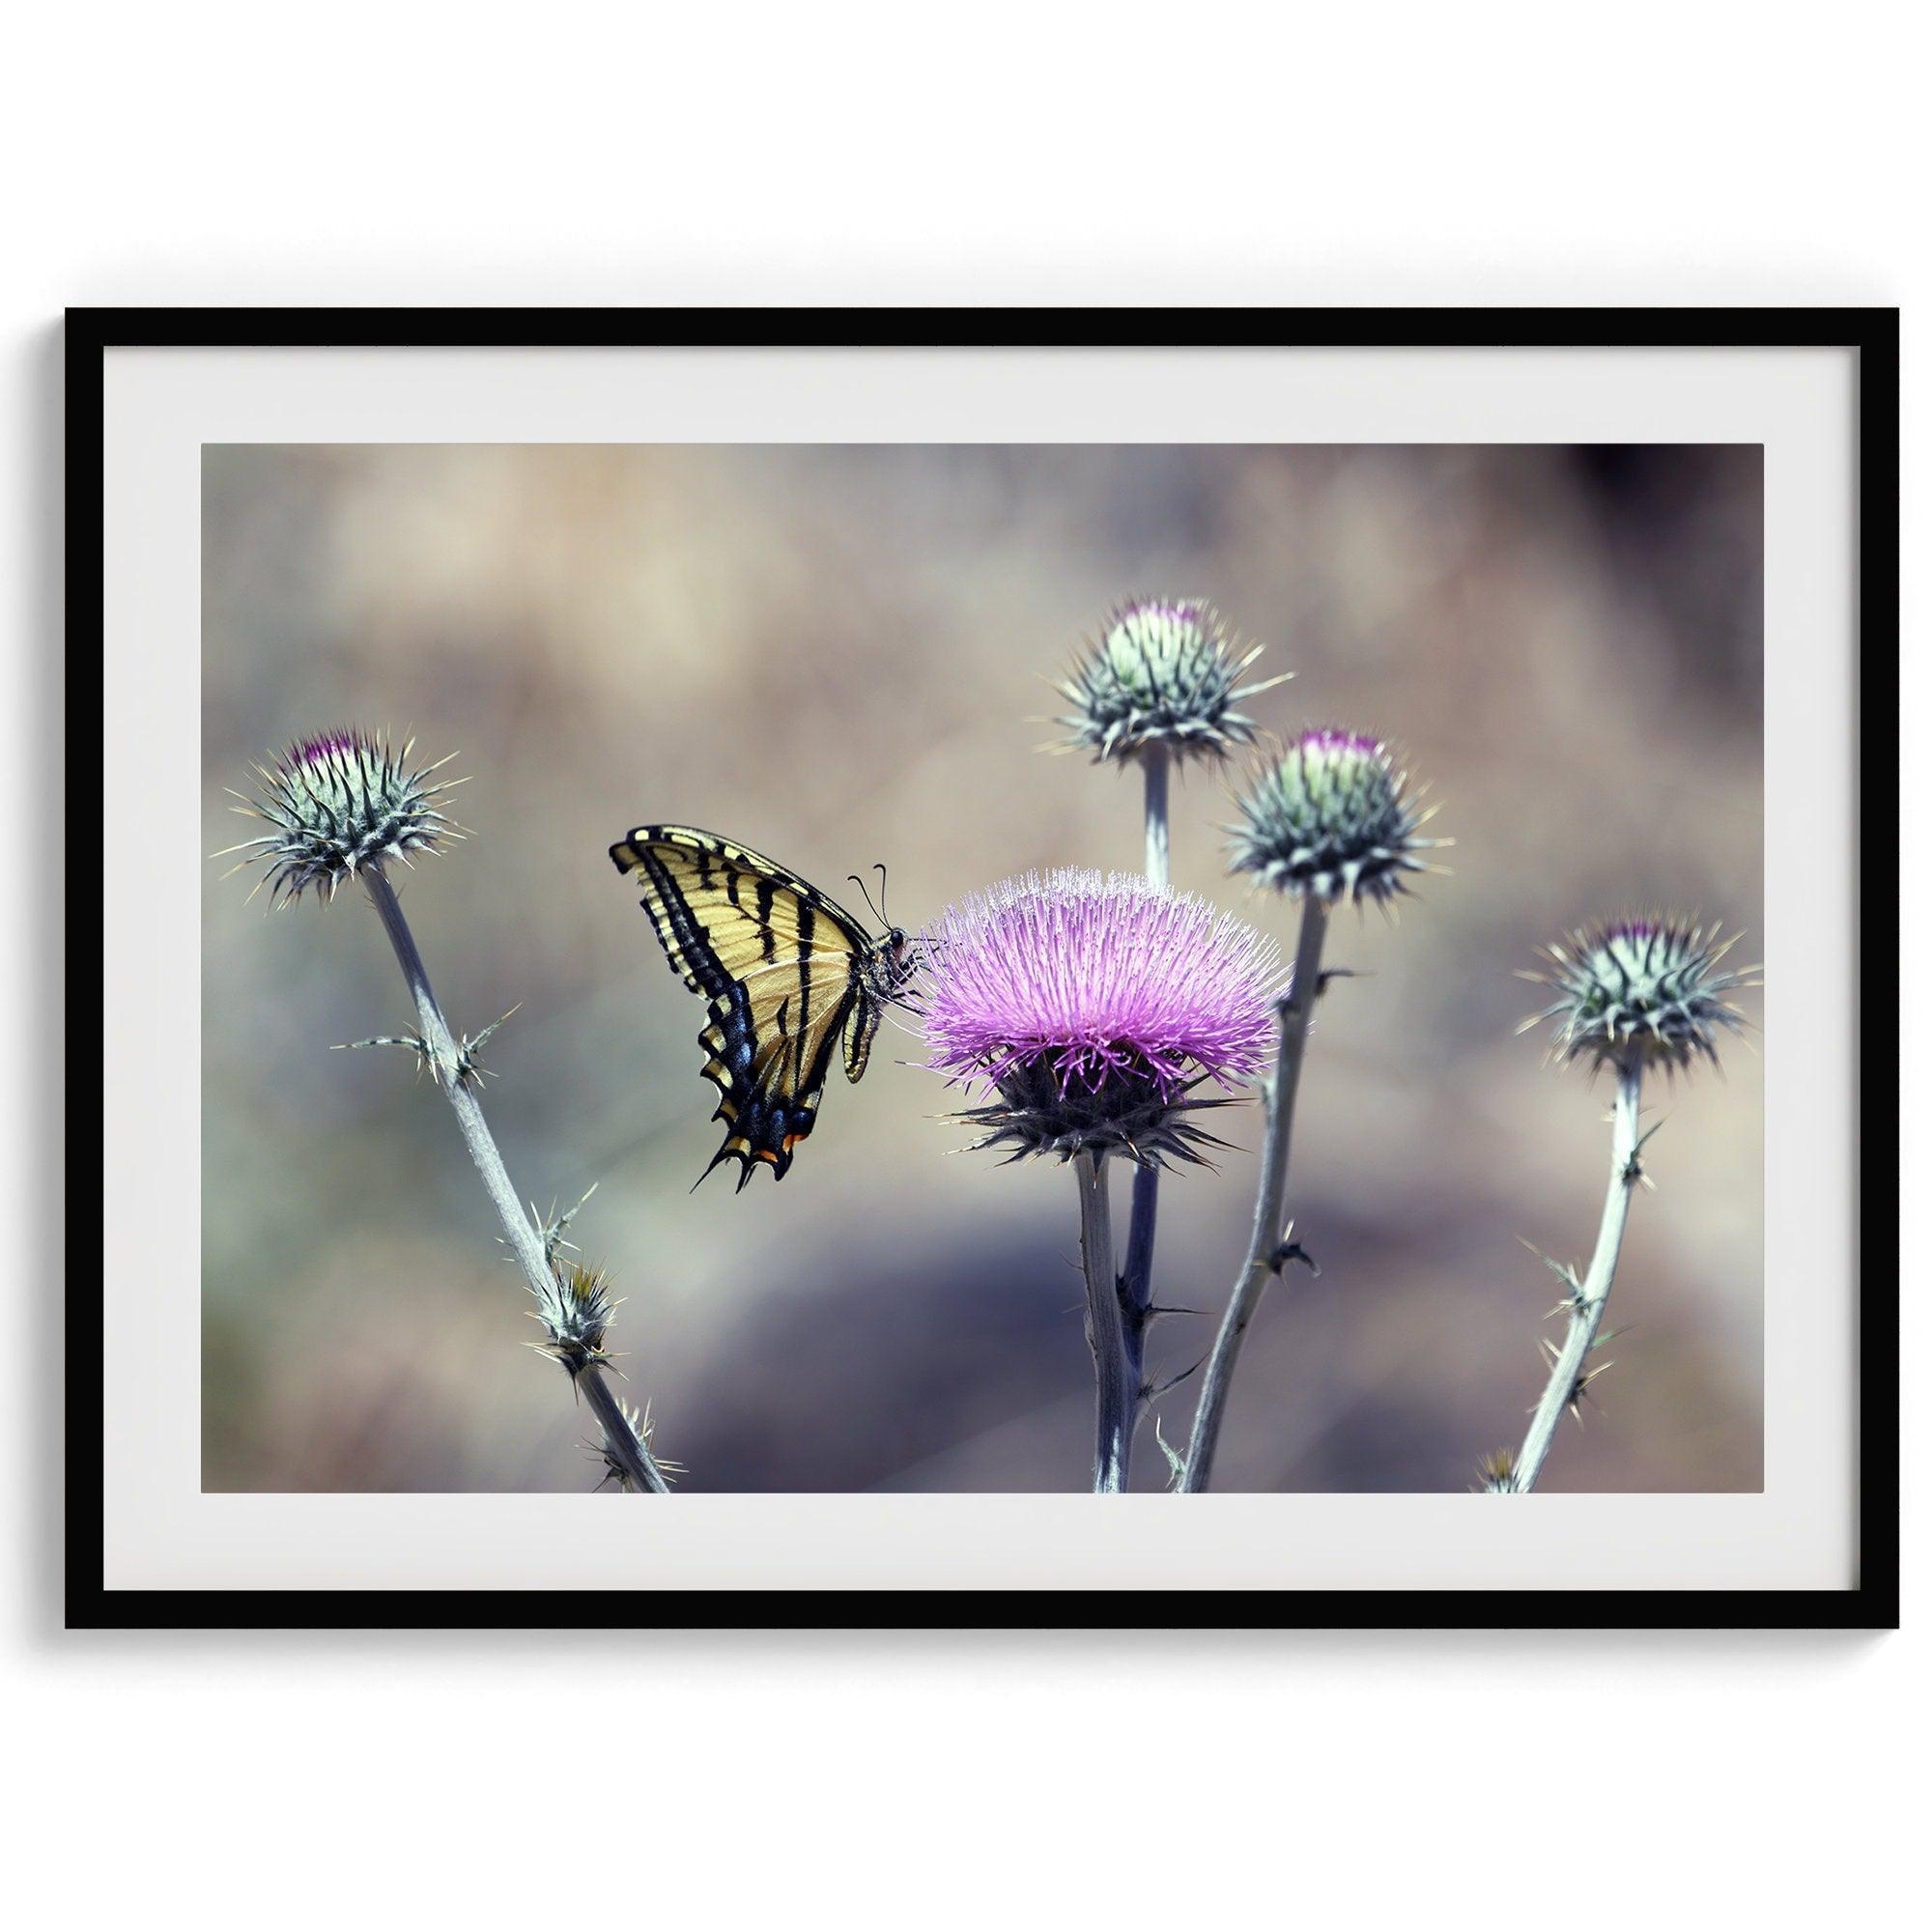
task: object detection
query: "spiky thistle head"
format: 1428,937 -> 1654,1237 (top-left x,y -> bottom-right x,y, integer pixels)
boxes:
217,729 -> 464,906
1228,728 -> 1442,908
921,868 -> 1287,1167
530,1261 -> 619,1378
1521,916 -> 1755,1074
1053,597 -> 1288,766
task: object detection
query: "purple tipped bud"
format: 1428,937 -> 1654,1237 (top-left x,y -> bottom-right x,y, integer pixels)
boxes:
1523,916 -> 1756,1073
1229,729 -> 1441,907
1054,597 -> 1288,766
921,869 -> 1287,1166
220,728 -> 464,906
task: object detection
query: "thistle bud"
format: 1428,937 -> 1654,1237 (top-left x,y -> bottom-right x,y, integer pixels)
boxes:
1229,729 -> 1440,906
1522,917 -> 1755,1072
1055,598 -> 1287,765
219,729 -> 464,905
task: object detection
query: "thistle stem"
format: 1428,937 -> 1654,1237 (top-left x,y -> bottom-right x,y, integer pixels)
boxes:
1508,1057 -> 1645,1493
1075,1151 -> 1133,1492
361,866 -> 671,1494
1122,1165 -> 1157,1401
1142,745 -> 1171,890
1180,895 -> 1328,1492
1121,745 -> 1171,1406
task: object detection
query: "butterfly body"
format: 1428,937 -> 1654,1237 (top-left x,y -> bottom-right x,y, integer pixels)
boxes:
610,825 -> 918,1188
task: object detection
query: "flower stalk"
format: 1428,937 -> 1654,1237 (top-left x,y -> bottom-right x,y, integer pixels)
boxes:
1142,744 -> 1171,890
1075,1151 -> 1134,1492
1180,895 -> 1329,1492
1505,1056 -> 1644,1492
361,867 -> 672,1494
1121,744 -> 1171,1432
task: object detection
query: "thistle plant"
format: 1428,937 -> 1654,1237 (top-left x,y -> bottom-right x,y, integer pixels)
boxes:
218,728 -> 674,1493
1495,916 -> 1756,1492
1051,598 -> 1292,1451
922,869 -> 1285,1491
1177,729 -> 1445,1491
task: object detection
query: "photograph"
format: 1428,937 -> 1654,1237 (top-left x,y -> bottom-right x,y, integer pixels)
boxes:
201,438 -> 1766,1497
16,13 -> 1920,1925
18,19 -> 1916,1924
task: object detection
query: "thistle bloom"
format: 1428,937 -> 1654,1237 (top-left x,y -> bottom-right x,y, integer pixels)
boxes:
922,869 -> 1287,1165
219,728 -> 464,906
1522,916 -> 1754,1072
1229,728 -> 1440,907
1054,598 -> 1288,765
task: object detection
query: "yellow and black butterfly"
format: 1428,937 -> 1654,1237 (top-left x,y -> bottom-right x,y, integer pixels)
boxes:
610,825 -> 921,1189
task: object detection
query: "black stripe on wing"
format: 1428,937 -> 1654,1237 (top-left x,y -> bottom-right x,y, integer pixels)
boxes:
641,851 -> 736,1000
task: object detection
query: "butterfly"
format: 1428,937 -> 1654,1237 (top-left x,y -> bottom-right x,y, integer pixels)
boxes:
610,825 -> 921,1189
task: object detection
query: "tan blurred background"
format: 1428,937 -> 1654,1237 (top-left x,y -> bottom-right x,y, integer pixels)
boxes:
201,442 -> 1763,1493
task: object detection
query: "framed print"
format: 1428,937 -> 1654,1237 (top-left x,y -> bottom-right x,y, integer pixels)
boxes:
71,307 -> 1897,1628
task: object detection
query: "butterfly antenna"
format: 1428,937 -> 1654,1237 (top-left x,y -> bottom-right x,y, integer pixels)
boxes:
874,863 -> 891,926
848,870 -> 886,927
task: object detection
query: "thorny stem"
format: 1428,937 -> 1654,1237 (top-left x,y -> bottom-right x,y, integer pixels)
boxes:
362,867 -> 671,1494
1121,745 -> 1171,1417
1122,1165 -> 1157,1403
1508,1057 -> 1645,1493
1076,1151 -> 1133,1492
1180,895 -> 1329,1492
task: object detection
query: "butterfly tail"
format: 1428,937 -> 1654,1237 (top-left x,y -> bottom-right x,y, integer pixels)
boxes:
692,1142 -> 749,1193
691,1132 -> 793,1191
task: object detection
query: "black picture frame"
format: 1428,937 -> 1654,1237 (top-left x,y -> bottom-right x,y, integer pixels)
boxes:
68,306 -> 1899,1632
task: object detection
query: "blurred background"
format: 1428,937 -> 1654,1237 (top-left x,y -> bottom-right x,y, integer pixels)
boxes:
202,443 -> 1762,1493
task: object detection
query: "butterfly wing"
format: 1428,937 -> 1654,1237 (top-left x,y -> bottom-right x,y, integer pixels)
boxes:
841,991 -> 884,1085
610,826 -> 877,1188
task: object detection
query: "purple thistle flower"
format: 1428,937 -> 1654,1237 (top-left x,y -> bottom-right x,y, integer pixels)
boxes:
922,869 -> 1287,1165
